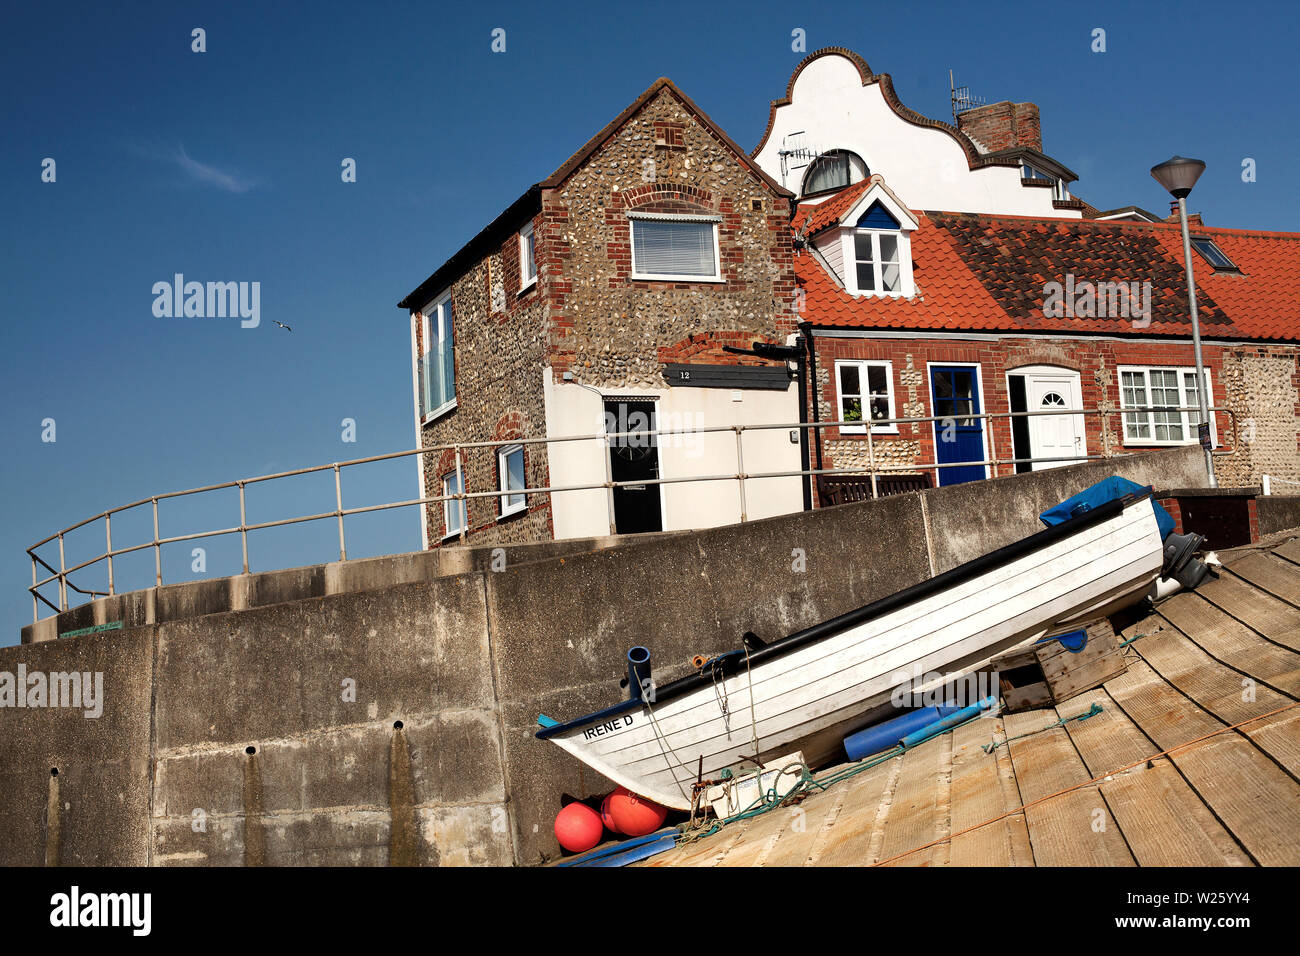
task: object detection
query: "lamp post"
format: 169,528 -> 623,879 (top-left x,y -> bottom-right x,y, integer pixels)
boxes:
1150,155 -> 1216,487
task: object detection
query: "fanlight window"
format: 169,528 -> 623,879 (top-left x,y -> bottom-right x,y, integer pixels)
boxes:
803,150 -> 868,195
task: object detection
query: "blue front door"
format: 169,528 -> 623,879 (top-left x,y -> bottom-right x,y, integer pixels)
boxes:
931,366 -> 986,486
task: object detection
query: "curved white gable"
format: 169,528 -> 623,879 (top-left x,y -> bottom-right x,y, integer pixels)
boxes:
753,52 -> 1081,219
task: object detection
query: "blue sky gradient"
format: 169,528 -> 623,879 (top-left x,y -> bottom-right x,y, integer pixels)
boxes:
2,0 -> 1297,642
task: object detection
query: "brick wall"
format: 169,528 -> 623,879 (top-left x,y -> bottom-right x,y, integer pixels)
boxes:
810,334 -> 1300,485
956,101 -> 1042,153
544,87 -> 798,388
414,216 -> 554,547
412,85 -> 798,548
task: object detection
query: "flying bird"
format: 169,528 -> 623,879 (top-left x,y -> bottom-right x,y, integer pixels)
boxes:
273,321 -> 292,332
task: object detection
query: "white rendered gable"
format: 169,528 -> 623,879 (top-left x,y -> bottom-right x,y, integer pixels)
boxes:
754,52 -> 1081,219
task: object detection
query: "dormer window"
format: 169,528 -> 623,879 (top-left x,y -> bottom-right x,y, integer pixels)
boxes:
803,149 -> 868,196
1022,162 -> 1069,202
1191,237 -> 1239,273
844,200 -> 909,297
1022,162 -> 1053,183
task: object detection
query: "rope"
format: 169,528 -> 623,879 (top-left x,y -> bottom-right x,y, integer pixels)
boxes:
641,693 -> 703,806
871,699 -> 1300,866
744,646 -> 761,762
710,662 -> 731,735
982,702 -> 1102,753
675,709 -> 993,844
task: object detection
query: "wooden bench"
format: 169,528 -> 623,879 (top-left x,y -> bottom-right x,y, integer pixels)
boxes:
816,472 -> 932,506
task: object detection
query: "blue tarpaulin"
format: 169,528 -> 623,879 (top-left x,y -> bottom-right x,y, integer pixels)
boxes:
1039,476 -> 1175,541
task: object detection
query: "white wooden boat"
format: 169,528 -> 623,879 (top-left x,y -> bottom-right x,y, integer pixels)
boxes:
536,489 -> 1165,810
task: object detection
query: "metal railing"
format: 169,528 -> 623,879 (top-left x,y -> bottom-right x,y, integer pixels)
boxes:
27,404 -> 1237,622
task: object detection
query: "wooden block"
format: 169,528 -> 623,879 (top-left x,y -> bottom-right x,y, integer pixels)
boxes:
1047,650 -> 1129,702
993,645 -> 1042,671
1033,619 -> 1127,702
1003,681 -> 1053,713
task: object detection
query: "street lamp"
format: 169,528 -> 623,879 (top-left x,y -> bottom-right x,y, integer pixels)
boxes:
1150,155 -> 1216,487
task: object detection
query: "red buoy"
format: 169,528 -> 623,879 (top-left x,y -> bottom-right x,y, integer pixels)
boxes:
554,802 -> 603,853
600,792 -> 620,833
606,788 -> 668,837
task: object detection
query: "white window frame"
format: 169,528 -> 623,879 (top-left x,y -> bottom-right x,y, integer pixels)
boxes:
628,213 -> 723,283
1117,365 -> 1217,447
497,444 -> 527,518
519,222 -> 537,290
1022,162 -> 1069,202
834,360 -> 897,435
842,229 -> 913,297
420,292 -> 456,423
442,470 -> 466,539
408,313 -> 430,548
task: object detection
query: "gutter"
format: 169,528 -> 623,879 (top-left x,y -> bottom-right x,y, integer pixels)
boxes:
397,184 -> 543,311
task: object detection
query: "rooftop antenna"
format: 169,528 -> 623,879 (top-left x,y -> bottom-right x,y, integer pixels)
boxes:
949,70 -> 985,123
777,130 -> 825,189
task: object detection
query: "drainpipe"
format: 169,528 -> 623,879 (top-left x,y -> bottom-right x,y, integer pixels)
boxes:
799,321 -> 825,504
793,333 -> 812,511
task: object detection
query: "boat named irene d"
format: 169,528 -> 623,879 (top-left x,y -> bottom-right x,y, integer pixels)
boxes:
536,484 -> 1172,811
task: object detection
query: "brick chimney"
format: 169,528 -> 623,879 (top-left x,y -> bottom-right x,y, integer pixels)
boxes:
1165,201 -> 1204,227
956,101 -> 1042,153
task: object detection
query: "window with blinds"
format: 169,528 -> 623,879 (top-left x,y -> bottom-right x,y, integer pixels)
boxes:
629,217 -> 720,280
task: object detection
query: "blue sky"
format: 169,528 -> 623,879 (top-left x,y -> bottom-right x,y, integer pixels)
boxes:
2,0 -> 1297,643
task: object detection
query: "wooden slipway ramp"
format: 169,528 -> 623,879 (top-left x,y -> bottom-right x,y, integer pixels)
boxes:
643,533 -> 1300,867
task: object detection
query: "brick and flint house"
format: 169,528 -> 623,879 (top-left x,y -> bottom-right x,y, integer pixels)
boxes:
399,48 -> 1300,548
398,78 -> 804,546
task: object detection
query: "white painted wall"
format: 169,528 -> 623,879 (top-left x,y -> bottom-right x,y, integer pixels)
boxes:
542,370 -> 804,539
754,53 -> 1080,219
542,370 -> 614,539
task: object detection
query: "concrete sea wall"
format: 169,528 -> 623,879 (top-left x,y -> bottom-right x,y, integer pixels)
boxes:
0,447 -> 1213,865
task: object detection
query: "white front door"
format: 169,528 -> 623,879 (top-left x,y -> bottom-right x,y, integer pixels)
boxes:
1023,368 -> 1085,470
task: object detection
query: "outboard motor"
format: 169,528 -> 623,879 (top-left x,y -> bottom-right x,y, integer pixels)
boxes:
1162,531 -> 1216,589
626,646 -> 653,701
1149,532 -> 1220,601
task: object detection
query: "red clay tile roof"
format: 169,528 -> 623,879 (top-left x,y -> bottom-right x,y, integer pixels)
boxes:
797,189 -> 1300,342
793,179 -> 873,237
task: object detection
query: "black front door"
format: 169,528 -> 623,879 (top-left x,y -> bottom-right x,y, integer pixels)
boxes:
605,400 -> 663,534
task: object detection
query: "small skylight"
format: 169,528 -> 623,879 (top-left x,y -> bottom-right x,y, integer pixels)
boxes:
1191,237 -> 1238,272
